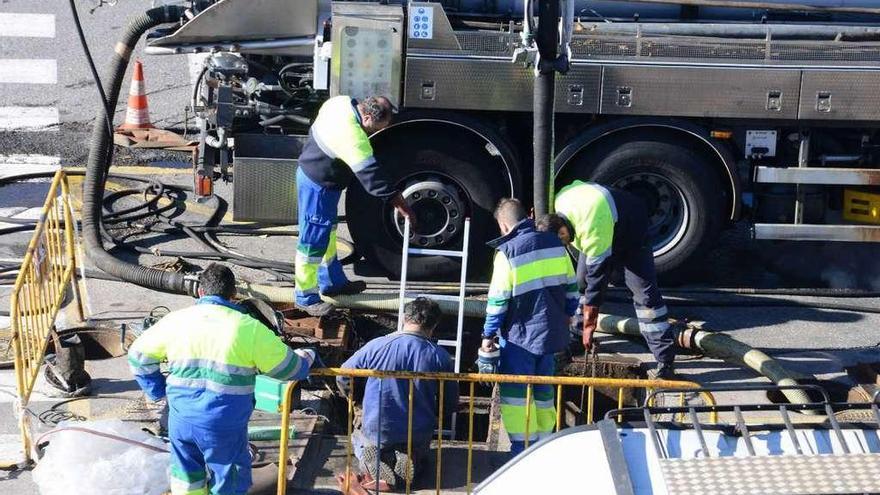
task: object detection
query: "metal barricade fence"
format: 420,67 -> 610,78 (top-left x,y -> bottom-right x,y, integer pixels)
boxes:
8,170 -> 82,463
272,368 -> 716,495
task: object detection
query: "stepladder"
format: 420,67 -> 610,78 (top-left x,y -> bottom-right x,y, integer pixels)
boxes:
397,216 -> 471,436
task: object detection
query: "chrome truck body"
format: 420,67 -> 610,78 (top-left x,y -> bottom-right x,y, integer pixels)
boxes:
146,0 -> 880,280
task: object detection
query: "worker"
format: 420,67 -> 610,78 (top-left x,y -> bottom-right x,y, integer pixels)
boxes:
537,180 -> 677,379
128,263 -> 316,495
295,95 -> 416,316
336,297 -> 458,491
479,198 -> 579,457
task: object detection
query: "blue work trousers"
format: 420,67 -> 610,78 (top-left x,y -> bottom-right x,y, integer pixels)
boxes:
498,340 -> 557,457
168,416 -> 252,495
294,167 -> 349,306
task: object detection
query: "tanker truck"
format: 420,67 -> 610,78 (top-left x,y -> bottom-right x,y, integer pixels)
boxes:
124,0 -> 880,282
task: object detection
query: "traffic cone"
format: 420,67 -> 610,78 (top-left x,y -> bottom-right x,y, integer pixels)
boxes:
117,60 -> 154,130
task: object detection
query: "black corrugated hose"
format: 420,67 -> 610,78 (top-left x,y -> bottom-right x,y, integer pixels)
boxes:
79,5 -> 195,295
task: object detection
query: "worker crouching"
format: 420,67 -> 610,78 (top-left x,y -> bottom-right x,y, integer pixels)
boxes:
479,199 -> 579,457
127,263 -> 316,495
336,297 -> 459,491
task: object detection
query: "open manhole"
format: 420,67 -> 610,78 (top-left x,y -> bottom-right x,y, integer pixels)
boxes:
49,326 -> 135,360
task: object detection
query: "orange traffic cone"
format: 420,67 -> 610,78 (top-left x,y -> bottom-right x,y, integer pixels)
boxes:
117,60 -> 154,130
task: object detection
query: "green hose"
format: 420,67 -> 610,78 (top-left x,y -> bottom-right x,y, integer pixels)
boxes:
597,314 -> 815,410
238,283 -> 815,407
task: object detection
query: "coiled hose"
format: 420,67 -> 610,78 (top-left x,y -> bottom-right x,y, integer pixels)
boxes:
81,5 -> 194,295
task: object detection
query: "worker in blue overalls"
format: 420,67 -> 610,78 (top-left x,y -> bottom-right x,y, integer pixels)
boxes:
336,297 -> 459,491
295,95 -> 416,316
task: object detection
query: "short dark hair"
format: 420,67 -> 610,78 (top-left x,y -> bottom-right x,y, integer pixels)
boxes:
199,263 -> 236,300
536,213 -> 568,235
403,297 -> 441,331
359,96 -> 394,123
494,198 -> 527,225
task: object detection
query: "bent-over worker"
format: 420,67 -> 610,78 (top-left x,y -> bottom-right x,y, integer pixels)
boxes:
538,180 -> 677,379
128,263 -> 316,495
295,95 -> 416,316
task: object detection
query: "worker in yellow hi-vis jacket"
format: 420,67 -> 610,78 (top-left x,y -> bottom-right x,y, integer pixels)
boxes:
294,95 -> 416,316
128,263 -> 315,495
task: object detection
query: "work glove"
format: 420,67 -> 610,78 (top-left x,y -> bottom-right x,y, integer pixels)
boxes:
582,305 -> 600,352
390,193 -> 418,228
293,348 -> 317,370
476,339 -> 500,385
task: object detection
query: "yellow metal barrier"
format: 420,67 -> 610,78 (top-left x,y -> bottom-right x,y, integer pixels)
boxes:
274,368 -> 716,495
9,170 -> 82,463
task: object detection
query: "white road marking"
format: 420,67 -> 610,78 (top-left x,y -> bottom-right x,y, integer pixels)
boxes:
0,107 -> 59,131
0,13 -> 55,38
0,59 -> 57,84
0,155 -> 60,179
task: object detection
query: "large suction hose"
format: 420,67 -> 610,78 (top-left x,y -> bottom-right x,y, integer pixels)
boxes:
238,285 -> 815,407
81,5 -> 194,295
595,314 -> 814,408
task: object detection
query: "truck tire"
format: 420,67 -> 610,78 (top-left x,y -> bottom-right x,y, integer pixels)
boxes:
346,128 -> 512,279
563,140 -> 723,280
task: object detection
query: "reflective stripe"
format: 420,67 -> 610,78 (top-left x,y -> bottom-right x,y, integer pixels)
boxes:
500,396 -> 555,409
295,286 -> 320,296
508,246 -> 568,268
129,363 -> 159,375
128,349 -> 159,365
170,478 -> 207,495
265,350 -> 304,380
584,246 -> 612,265
636,305 -> 668,321
592,183 -> 618,222
350,155 -> 376,173
639,320 -> 671,334
310,124 -> 337,159
168,359 -> 256,377
566,291 -> 580,299
512,274 -> 572,297
320,256 -> 338,267
166,376 -> 255,395
508,432 -> 540,442
487,289 -> 511,299
486,303 -> 508,315
296,252 -> 323,265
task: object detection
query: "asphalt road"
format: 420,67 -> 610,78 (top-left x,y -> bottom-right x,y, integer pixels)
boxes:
0,0 -> 194,166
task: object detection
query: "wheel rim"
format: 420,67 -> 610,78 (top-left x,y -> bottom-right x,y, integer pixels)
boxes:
392,175 -> 469,248
613,172 -> 689,257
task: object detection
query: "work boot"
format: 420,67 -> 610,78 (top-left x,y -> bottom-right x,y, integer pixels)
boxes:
359,445 -> 397,490
322,280 -> 367,297
296,301 -> 334,317
650,362 -> 677,381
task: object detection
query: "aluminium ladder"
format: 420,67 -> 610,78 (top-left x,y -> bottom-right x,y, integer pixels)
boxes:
397,217 -> 471,370
398,217 -> 471,437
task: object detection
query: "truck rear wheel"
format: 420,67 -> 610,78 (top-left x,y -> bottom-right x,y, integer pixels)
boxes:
561,140 -> 723,280
346,126 -> 513,279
